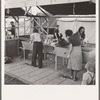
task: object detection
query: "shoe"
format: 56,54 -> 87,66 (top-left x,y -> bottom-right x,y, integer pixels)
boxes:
62,75 -> 73,79
68,75 -> 73,79
62,75 -> 68,78
32,65 -> 37,67
39,66 -> 42,68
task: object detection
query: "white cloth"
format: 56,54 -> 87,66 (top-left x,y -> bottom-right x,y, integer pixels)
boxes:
30,32 -> 41,42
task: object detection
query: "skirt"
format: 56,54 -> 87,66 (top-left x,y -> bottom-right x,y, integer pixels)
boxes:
67,46 -> 82,71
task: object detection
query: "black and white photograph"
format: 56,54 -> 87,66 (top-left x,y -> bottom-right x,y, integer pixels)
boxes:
2,0 -> 99,100
4,0 -> 97,85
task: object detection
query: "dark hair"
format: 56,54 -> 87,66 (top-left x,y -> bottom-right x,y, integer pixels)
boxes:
59,33 -> 63,38
65,29 -> 73,37
56,25 -> 59,27
78,26 -> 85,32
33,28 -> 38,33
11,21 -> 14,23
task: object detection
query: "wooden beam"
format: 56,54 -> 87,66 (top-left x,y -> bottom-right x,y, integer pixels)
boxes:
24,17 -> 25,35
49,18 -> 57,27
41,20 -> 47,27
47,18 -> 49,35
17,16 -> 19,56
37,6 -> 48,16
12,16 -> 18,23
33,18 -> 48,34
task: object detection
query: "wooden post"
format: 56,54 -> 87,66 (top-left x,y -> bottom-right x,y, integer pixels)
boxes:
62,58 -> 65,66
17,16 -> 19,56
30,7 -> 32,35
30,17 -> 31,34
34,18 -> 48,34
55,55 -> 57,69
47,17 -> 49,35
73,3 -> 75,15
23,48 -> 25,61
24,17 -> 25,35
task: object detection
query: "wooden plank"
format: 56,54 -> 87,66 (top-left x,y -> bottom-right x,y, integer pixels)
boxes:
20,67 -> 39,76
27,63 -> 59,83
5,59 -> 23,67
5,61 -> 24,71
5,71 -> 32,84
9,64 -> 38,74
45,77 -> 66,85
59,69 -> 85,85
5,57 -> 30,66
33,68 -> 68,84
12,66 -> 39,76
20,67 -> 51,80
27,69 -> 56,83
60,79 -> 81,85
5,60 -> 31,71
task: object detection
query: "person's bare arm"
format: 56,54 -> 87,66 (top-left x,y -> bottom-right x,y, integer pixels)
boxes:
30,34 -> 34,43
67,44 -> 72,58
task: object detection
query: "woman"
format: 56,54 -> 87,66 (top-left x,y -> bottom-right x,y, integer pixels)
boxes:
30,28 -> 43,68
53,25 -> 59,39
78,26 -> 86,44
53,25 -> 62,40
64,29 -> 82,81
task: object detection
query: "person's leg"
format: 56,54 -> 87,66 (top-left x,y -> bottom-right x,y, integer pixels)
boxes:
73,70 -> 77,81
37,42 -> 43,68
62,69 -> 73,79
70,69 -> 74,79
32,43 -> 37,67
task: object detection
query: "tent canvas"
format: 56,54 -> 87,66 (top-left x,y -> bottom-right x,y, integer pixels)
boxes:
5,0 -> 95,8
57,17 -> 95,43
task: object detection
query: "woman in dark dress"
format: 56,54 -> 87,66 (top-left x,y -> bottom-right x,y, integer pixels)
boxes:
53,25 -> 62,40
64,29 -> 82,81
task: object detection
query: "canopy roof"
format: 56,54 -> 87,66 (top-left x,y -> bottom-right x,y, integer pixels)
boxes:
5,0 -> 95,8
5,0 -> 96,16
5,8 -> 26,16
5,7 -> 47,17
54,15 -> 95,18
41,1 -> 95,15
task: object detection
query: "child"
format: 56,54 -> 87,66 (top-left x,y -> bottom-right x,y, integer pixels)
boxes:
81,60 -> 95,85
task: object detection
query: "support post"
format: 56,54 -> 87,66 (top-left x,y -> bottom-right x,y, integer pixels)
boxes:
17,16 -> 19,56
47,18 -> 49,35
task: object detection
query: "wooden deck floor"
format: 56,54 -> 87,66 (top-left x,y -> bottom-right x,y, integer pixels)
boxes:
5,56 -> 86,85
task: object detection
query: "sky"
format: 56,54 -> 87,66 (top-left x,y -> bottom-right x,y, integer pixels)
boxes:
30,7 -> 41,15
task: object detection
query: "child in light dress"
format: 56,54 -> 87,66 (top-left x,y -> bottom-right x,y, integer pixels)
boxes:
81,60 -> 95,85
